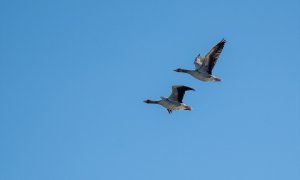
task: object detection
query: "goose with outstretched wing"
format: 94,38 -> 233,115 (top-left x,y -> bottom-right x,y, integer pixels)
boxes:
144,85 -> 195,114
175,39 -> 226,82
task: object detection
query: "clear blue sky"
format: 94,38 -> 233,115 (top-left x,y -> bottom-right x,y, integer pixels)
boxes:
1,0 -> 300,179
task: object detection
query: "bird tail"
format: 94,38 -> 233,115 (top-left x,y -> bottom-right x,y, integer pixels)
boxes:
214,77 -> 222,82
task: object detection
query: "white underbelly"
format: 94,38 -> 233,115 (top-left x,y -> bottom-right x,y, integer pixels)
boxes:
190,71 -> 213,82
159,100 -> 183,110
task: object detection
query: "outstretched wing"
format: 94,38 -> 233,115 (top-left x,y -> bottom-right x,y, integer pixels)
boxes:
168,85 -> 195,103
203,39 -> 226,74
194,54 -> 204,70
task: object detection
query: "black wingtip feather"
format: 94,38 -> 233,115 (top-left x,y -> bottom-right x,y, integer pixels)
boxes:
172,85 -> 195,103
220,39 -> 226,44
176,85 -> 195,91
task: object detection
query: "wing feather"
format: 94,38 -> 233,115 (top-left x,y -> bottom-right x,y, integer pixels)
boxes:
194,54 -> 204,70
203,39 -> 226,74
168,85 -> 195,103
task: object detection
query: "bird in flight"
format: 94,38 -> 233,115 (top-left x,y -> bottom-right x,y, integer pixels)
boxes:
144,85 -> 195,114
175,39 -> 226,82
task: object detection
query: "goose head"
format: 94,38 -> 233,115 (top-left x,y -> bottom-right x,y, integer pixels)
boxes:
174,68 -> 184,72
144,99 -> 159,104
144,99 -> 151,104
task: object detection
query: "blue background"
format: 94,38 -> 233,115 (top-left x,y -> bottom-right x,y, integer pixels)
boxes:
1,0 -> 300,179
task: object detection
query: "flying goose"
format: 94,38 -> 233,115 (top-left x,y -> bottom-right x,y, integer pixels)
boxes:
175,39 -> 226,82
144,85 -> 195,114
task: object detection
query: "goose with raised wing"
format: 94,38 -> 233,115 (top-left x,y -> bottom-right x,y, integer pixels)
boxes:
144,85 -> 195,114
175,39 -> 226,82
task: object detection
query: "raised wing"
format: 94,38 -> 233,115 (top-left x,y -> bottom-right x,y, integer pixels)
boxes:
203,39 -> 226,74
168,85 -> 195,103
194,54 -> 204,70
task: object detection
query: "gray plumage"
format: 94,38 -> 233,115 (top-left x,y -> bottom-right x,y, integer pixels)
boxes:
175,39 -> 226,82
144,85 -> 195,114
